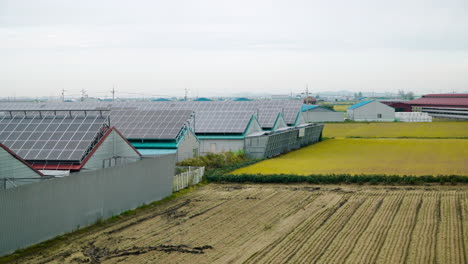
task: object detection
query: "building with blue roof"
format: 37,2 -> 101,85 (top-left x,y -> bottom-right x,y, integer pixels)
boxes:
347,100 -> 395,121
301,105 -> 344,122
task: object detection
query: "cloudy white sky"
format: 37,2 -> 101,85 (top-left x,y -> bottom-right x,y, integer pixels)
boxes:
1,0 -> 467,98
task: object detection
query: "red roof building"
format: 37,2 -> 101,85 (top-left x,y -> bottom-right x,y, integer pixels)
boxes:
407,94 -> 468,119
407,94 -> 468,108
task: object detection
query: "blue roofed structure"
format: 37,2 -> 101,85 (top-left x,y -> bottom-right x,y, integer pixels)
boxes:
347,100 -> 395,121
301,104 -> 344,122
348,100 -> 374,110
194,98 -> 213,101
151,98 -> 171,101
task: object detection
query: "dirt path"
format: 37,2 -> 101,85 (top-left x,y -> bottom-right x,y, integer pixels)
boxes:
7,184 -> 468,264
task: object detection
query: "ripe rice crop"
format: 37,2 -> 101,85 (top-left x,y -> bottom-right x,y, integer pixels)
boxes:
323,122 -> 468,138
332,104 -> 352,112
232,138 -> 468,176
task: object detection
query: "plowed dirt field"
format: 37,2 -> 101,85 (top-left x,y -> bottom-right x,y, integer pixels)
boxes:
9,184 -> 468,264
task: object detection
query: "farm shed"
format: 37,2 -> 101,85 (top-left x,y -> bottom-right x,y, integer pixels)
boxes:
110,109 -> 199,162
195,111 -> 262,155
244,123 -> 324,159
0,143 -> 45,190
378,100 -> 411,112
347,100 -> 395,121
301,105 -> 344,122
407,94 -> 468,119
0,110 -> 141,176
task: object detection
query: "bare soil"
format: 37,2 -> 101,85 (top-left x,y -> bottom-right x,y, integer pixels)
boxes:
7,184 -> 468,264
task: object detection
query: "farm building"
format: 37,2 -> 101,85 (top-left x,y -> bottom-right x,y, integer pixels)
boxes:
301,105 -> 344,122
110,109 -> 199,161
407,94 -> 468,119
0,110 -> 141,176
378,100 -> 412,112
244,123 -> 324,159
194,111 -> 262,155
0,100 -> 308,155
347,100 -> 395,121
0,143 -> 45,190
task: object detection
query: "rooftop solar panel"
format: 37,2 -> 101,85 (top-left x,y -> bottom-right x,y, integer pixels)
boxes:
110,109 -> 193,140
0,110 -> 109,162
194,111 -> 254,134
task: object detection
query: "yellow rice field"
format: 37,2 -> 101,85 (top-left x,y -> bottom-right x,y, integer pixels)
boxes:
323,122 -> 468,138
232,138 -> 468,176
332,104 -> 353,112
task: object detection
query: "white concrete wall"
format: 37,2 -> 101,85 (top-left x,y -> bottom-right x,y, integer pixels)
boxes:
82,130 -> 141,170
347,101 -> 395,121
0,147 -> 41,189
176,130 -> 199,161
199,139 -> 244,155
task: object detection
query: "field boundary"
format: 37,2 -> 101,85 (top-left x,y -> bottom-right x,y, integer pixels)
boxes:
207,173 -> 468,184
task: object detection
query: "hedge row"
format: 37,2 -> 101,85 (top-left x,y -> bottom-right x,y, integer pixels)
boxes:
204,160 -> 468,184
207,173 -> 468,184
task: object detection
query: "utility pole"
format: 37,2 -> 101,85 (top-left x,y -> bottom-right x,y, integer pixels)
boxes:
81,89 -> 87,102
111,85 -> 116,102
305,83 -> 310,104
184,88 -> 189,101
61,89 -> 66,102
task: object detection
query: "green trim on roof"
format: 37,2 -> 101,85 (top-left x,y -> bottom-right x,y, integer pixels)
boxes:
243,114 -> 260,135
197,135 -> 245,140
130,142 -> 178,149
272,112 -> 286,130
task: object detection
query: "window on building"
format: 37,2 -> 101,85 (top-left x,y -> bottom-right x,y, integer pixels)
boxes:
377,114 -> 382,118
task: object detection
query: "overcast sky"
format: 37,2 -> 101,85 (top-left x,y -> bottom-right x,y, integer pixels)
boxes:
1,0 -> 467,98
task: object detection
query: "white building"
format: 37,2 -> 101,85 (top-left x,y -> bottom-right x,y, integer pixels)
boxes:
347,100 -> 395,121
302,105 -> 344,122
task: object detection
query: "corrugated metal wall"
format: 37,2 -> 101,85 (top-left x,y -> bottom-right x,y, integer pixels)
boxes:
177,130 -> 199,161
0,154 -> 175,257
244,124 -> 323,159
0,147 -> 41,190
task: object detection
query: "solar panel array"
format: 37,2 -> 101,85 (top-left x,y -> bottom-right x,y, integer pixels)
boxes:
110,109 -> 193,139
257,111 -> 282,129
194,111 -> 253,133
0,111 -> 109,162
0,100 -> 303,133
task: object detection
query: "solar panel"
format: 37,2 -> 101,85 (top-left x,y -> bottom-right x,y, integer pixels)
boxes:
281,108 -> 301,125
257,110 -> 281,129
0,99 -> 304,129
0,110 -> 109,162
110,109 -> 193,139
194,111 -> 254,134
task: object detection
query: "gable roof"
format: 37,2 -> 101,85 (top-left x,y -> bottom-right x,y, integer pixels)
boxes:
194,111 -> 255,134
301,104 -> 335,112
0,110 -> 110,163
348,100 -> 374,110
30,127 -> 141,171
407,94 -> 468,107
109,109 -> 193,140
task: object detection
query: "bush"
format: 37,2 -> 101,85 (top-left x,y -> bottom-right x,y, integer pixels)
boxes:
206,172 -> 468,185
177,151 -> 249,170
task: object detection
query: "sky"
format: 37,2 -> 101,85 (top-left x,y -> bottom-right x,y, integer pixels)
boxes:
1,0 -> 467,98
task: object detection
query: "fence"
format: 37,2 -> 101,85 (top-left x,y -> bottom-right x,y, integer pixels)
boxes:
173,166 -> 205,192
0,154 -> 175,257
